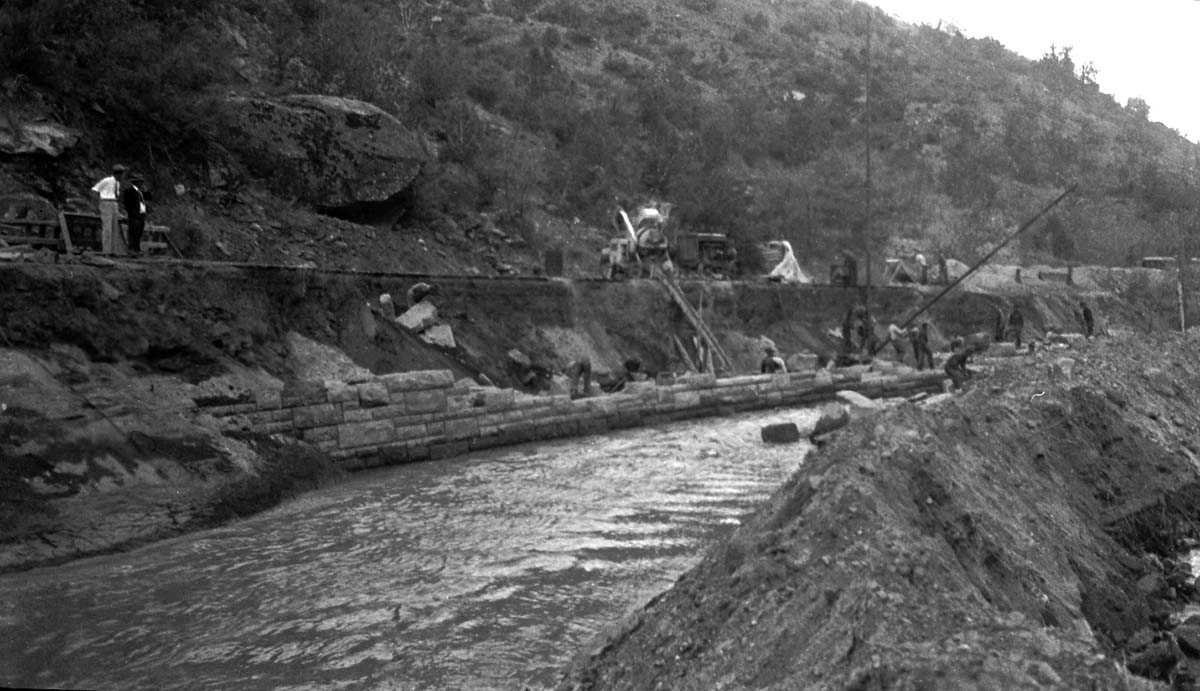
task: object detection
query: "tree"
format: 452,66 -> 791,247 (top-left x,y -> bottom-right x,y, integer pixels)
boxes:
1126,97 -> 1151,120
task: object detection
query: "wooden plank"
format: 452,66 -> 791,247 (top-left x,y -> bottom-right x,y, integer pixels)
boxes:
0,219 -> 58,227
0,235 -> 56,246
671,333 -> 698,373
57,211 -> 73,253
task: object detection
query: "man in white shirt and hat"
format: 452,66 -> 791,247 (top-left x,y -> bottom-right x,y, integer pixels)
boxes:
91,164 -> 126,254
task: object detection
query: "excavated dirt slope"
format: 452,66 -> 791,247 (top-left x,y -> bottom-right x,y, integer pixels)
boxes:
559,332 -> 1200,689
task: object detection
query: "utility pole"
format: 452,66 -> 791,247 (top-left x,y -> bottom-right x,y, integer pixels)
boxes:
863,8 -> 873,308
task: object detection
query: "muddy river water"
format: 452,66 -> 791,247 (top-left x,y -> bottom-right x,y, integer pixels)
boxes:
0,408 -> 815,691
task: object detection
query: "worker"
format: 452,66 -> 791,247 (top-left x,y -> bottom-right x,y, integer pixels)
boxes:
603,357 -> 648,393
840,308 -> 855,355
1008,306 -> 1025,349
944,340 -> 975,391
854,305 -> 874,354
567,357 -> 592,398
1080,301 -> 1095,338
760,346 -> 786,374
887,323 -> 909,361
407,282 -> 437,307
912,323 -> 934,370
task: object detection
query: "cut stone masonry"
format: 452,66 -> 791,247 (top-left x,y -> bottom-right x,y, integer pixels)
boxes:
199,368 -> 945,471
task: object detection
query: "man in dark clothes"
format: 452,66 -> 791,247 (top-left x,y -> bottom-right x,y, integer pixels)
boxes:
841,308 -> 855,355
121,175 -> 147,255
760,346 -> 786,374
1080,301 -> 1095,337
1008,306 -> 1025,349
567,357 -> 592,398
912,323 -> 934,370
854,305 -> 874,354
944,340 -> 974,391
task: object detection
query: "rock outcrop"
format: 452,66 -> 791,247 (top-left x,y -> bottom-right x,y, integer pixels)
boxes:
212,94 -> 429,213
0,117 -> 79,156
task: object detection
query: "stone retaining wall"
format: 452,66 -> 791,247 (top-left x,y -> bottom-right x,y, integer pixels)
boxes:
199,368 -> 946,471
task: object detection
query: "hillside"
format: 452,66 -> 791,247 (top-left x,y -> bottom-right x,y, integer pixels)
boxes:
2,0 -> 1199,276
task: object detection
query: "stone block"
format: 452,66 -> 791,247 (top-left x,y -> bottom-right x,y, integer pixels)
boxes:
837,390 -> 883,410
255,389 -> 283,410
342,408 -> 374,423
430,440 -> 471,460
380,370 -> 455,393
368,403 -> 407,421
281,380 -> 327,407
394,422 -> 430,441
259,420 -> 296,435
443,416 -> 480,439
357,381 -> 390,408
204,402 -> 257,417
303,426 -> 338,443
325,381 -> 359,405
811,403 -> 850,437
483,389 -> 516,409
676,372 -> 716,388
397,301 -> 438,332
420,323 -> 456,349
673,391 -> 702,409
293,403 -> 342,429
338,420 -> 395,448
763,424 -> 801,446
446,394 -> 476,413
624,381 -> 657,397
405,388 -> 447,414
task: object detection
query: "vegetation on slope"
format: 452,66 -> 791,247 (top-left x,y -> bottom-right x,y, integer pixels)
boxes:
2,0 -> 1199,273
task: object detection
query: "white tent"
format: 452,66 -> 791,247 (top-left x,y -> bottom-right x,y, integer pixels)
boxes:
767,241 -> 813,284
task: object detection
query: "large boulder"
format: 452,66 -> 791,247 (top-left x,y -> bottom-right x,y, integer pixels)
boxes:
212,94 -> 429,211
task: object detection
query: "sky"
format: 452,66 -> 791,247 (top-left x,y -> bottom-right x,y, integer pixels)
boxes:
867,0 -> 1200,142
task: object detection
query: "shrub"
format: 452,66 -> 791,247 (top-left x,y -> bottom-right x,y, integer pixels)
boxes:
535,0 -> 590,31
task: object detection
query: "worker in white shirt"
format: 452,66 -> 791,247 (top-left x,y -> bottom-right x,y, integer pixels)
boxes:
91,164 -> 126,254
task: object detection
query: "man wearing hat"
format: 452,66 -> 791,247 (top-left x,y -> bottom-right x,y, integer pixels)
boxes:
760,345 -> 787,374
121,173 -> 147,255
91,164 -> 126,254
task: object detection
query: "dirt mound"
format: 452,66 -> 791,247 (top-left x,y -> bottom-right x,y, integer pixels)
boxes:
560,333 -> 1200,689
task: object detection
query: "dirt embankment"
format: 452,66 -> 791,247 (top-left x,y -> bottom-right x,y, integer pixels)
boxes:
0,347 -> 342,574
560,333 -> 1200,690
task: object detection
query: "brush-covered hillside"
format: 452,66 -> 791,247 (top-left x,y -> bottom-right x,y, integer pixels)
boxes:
2,0 -> 1198,277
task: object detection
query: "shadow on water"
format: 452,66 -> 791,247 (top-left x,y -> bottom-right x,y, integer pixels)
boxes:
0,408 -> 816,691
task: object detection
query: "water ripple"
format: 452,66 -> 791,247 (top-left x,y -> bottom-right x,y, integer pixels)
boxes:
0,407 -> 813,690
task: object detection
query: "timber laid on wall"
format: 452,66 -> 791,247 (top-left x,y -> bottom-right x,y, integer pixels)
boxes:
198,368 -> 946,471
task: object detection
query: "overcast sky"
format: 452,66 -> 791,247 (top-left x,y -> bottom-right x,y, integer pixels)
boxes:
868,0 -> 1200,142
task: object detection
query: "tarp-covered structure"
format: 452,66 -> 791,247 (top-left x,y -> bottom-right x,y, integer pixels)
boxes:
765,241 -> 813,284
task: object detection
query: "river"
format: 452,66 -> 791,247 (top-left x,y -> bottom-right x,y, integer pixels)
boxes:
0,408 -> 816,691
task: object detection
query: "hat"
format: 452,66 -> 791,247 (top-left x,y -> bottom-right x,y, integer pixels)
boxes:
111,164 -> 127,173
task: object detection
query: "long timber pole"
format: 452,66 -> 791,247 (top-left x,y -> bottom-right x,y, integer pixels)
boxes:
890,183 -> 1078,336
863,9 -> 873,309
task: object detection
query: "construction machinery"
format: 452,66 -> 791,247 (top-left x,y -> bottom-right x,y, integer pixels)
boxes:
600,202 -> 738,279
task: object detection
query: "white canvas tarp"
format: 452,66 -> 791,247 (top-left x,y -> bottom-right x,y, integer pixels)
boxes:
767,241 -> 813,284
